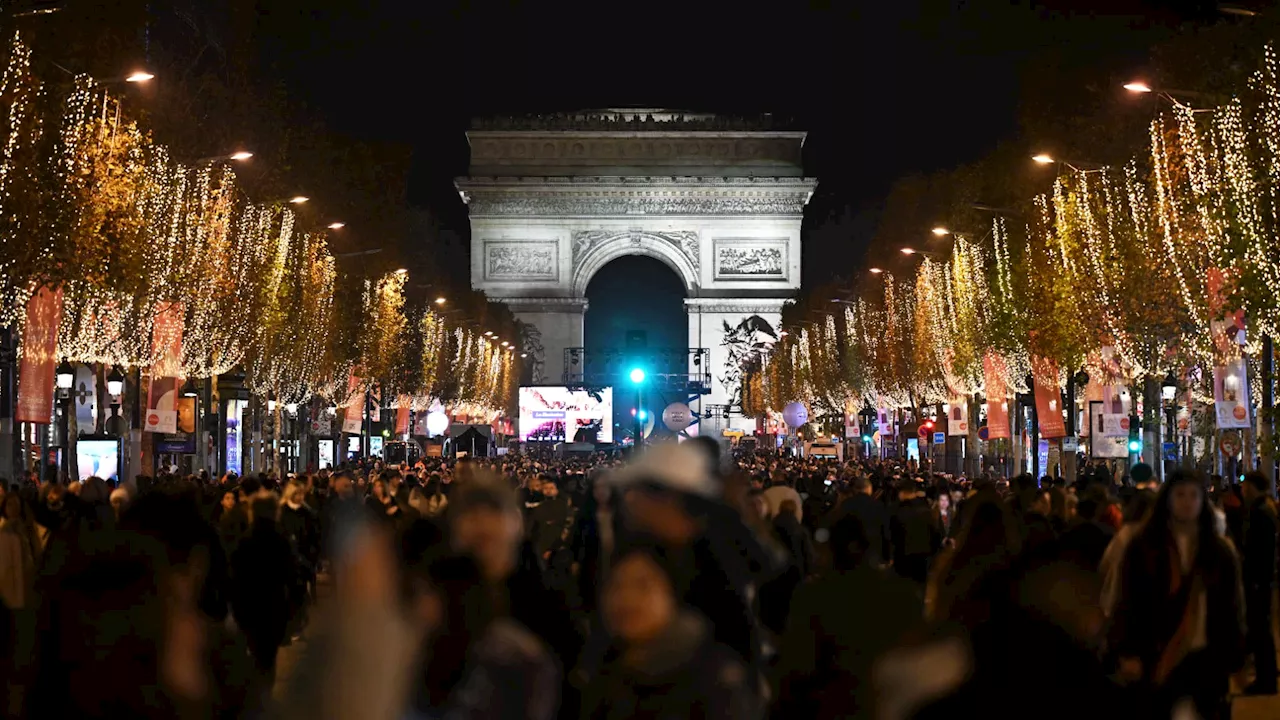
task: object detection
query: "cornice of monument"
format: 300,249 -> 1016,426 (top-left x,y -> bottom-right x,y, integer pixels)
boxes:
457,176 -> 817,188
469,110 -> 799,133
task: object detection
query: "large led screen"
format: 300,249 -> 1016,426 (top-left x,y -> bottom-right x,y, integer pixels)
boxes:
519,386 -> 613,443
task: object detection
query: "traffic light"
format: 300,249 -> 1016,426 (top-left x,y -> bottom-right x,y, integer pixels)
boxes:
1127,413 -> 1142,454
861,433 -> 873,443
638,409 -> 648,421
923,419 -> 935,431
629,367 -> 646,384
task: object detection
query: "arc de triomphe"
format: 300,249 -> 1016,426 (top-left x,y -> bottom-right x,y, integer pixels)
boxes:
457,111 -> 815,426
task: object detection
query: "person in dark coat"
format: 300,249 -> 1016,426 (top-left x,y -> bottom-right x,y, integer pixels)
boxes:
579,543 -> 760,720
774,504 -> 923,719
828,474 -> 892,566
1055,484 -> 1116,573
1110,470 -> 1246,719
1240,470 -> 1277,695
229,496 -> 298,686
889,478 -> 942,586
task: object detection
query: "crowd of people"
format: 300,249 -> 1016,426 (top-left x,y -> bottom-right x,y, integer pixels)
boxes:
0,439 -> 1275,719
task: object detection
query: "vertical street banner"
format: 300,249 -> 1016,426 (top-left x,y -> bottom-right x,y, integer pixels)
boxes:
946,394 -> 969,436
982,354 -> 1011,440
1212,357 -> 1251,429
341,372 -> 364,434
145,302 -> 184,434
15,286 -> 64,424
1031,355 -> 1067,439
395,396 -> 411,436
73,364 -> 96,428
876,396 -> 894,436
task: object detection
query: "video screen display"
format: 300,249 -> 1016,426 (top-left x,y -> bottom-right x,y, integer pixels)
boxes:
78,439 -> 120,481
519,386 -> 613,443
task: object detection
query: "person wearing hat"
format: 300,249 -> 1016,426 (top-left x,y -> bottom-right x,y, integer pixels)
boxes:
602,443 -> 765,691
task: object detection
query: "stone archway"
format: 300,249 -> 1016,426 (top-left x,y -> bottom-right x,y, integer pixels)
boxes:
570,230 -> 700,298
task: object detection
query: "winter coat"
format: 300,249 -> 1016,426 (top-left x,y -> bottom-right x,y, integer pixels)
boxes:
581,611 -> 760,720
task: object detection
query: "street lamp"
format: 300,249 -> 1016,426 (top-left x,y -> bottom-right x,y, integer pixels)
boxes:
288,196 -> 309,205
931,227 -> 951,236
1032,154 -> 1056,164
434,296 -> 447,305
629,367 -> 646,448
869,267 -> 883,274
900,247 -> 918,255
125,71 -> 155,83
327,222 -> 345,230
56,360 -> 75,480
1123,82 -> 1153,94
106,365 -> 125,436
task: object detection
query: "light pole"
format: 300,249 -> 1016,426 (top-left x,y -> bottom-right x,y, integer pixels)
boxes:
56,360 -> 75,481
1162,371 -> 1179,473
629,367 -> 646,449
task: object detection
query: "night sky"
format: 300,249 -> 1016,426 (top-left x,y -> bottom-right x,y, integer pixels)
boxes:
255,0 -> 1227,287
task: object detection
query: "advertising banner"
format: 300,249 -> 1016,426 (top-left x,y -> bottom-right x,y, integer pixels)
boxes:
395,406 -> 410,436
1212,357 -> 1251,429
876,397 -> 894,436
342,372 -> 364,434
146,302 -> 184,434
982,354 -> 1011,440
15,285 -> 64,424
1031,355 -> 1066,439
225,398 -> 245,475
946,394 -> 969,436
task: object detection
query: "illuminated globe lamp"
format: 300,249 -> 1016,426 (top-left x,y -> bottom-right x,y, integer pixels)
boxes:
425,410 -> 449,437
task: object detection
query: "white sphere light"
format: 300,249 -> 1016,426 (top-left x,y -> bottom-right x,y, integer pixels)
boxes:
425,411 -> 449,437
662,402 -> 693,432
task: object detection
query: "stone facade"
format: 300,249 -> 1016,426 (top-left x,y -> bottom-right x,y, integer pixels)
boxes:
459,111 -> 815,419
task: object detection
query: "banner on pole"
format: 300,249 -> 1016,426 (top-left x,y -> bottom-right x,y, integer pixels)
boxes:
341,372 -> 364,434
876,397 -> 894,436
1212,357 -> 1251,429
982,354 -> 1010,440
1031,355 -> 1067,439
145,302 -> 184,434
15,286 -> 64,425
395,406 -> 410,436
946,394 -> 968,436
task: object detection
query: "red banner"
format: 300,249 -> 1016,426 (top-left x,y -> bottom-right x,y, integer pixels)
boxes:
395,406 -> 410,436
15,286 -> 64,424
341,371 -> 364,434
982,354 -> 1010,440
1031,355 -> 1067,439
146,302 -> 185,434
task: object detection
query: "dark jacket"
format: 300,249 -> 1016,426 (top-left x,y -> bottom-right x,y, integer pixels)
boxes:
774,564 -> 922,719
581,611 -> 760,720
890,497 -> 942,582
1109,528 -> 1246,681
1055,518 -> 1115,573
1241,496 -> 1278,594
529,494 -> 573,558
832,493 -> 892,566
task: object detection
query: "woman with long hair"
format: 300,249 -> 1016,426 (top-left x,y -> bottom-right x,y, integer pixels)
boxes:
1109,470 -> 1245,719
926,488 -> 1023,629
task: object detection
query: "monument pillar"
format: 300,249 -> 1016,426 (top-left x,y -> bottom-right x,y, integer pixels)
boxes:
505,298 -> 587,385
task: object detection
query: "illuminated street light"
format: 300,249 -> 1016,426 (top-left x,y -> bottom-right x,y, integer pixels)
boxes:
869,267 -> 883,274
229,151 -> 253,161
629,368 -> 646,384
931,227 -> 950,236
289,196 -> 309,204
1032,154 -> 1055,164
125,71 -> 155,83
900,248 -> 918,255
327,222 -> 345,230
520,353 -> 528,358
394,268 -> 408,275
434,296 -> 446,305
1123,82 -> 1153,94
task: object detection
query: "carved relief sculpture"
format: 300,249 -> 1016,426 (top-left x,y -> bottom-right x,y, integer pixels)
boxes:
571,230 -> 700,273
713,239 -> 788,279
484,241 -> 557,280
